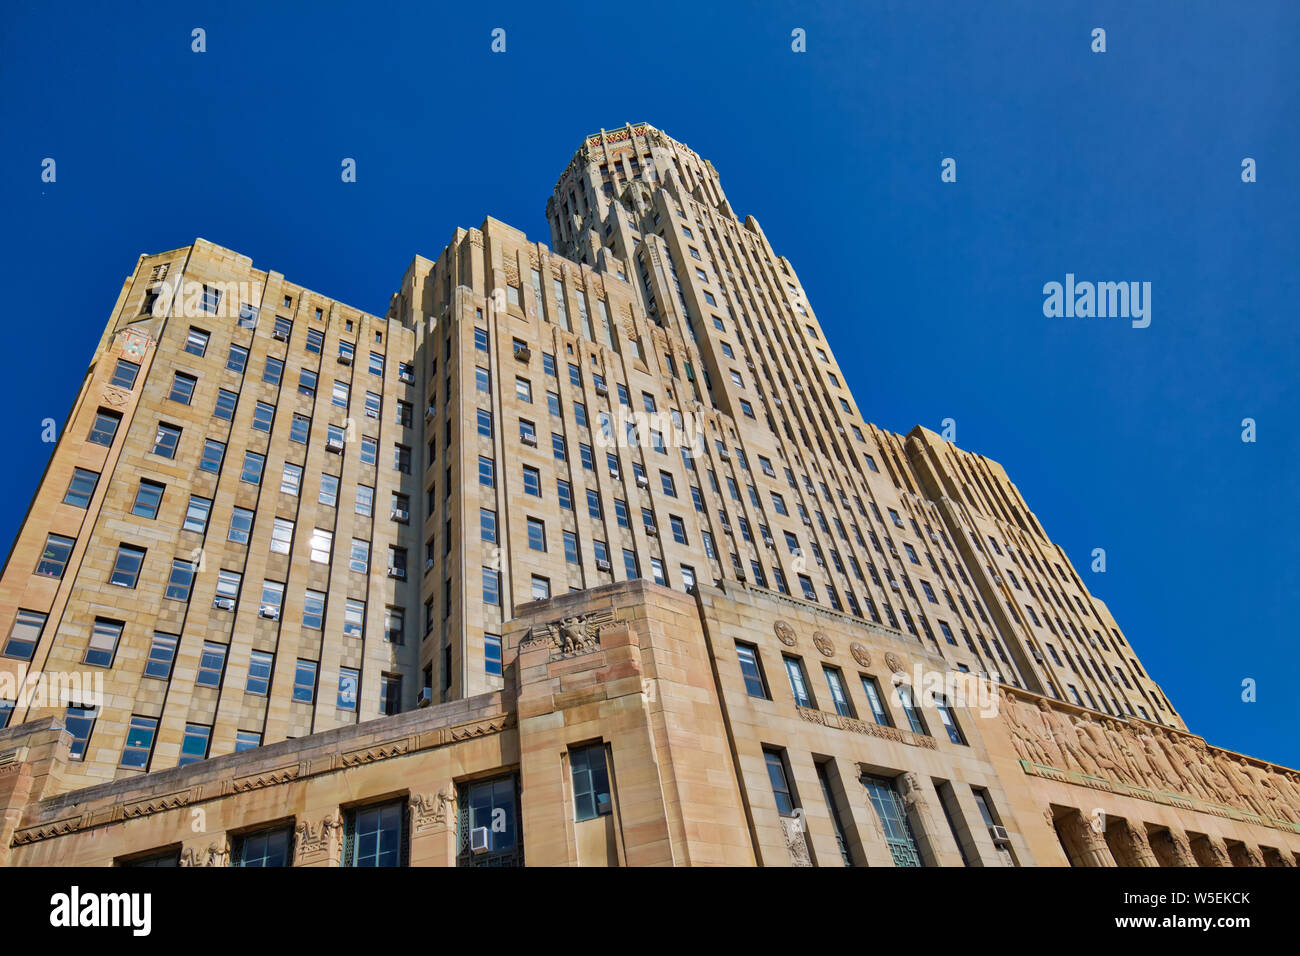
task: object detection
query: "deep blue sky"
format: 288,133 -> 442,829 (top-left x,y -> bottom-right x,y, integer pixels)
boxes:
2,1 -> 1296,766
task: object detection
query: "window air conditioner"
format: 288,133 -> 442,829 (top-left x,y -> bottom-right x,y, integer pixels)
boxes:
337,353 -> 353,365
213,597 -> 235,611
989,825 -> 1010,845
259,605 -> 280,620
470,827 -> 490,854
596,558 -> 612,572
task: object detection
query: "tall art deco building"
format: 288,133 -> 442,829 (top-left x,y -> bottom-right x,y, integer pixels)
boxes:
1,124 -> 1297,868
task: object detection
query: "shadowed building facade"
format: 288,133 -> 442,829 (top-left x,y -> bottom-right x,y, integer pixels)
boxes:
0,124 -> 1296,866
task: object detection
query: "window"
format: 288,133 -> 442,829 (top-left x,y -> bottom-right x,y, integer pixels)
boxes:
120,715 -> 158,770
482,567 -> 501,605
309,528 -> 333,563
298,369 -> 317,396
235,731 -> 262,753
823,666 -> 855,718
240,451 -> 265,484
934,695 -> 967,745
235,826 -> 294,868
552,434 -> 566,461
669,515 -> 688,545
516,377 -> 532,403
557,479 -> 572,511
861,676 -> 892,726
478,455 -> 495,487
196,642 -> 228,688
178,723 -> 211,767
243,650 -> 273,696
764,749 -> 797,816
63,705 -> 97,759
343,800 -> 407,867
480,508 -> 498,543
344,599 -> 365,638
152,423 -> 182,459
531,575 -> 550,600
168,371 -> 197,405
736,643 -> 769,699
141,631 -> 179,680
522,466 -> 541,497
586,489 -> 602,519
381,674 -> 401,715
338,341 -> 355,364
562,530 -> 580,564
215,389 -> 237,420
306,328 -> 324,353
81,618 -> 123,667
109,358 -> 140,389
519,419 -> 536,444
280,462 -> 302,496
4,609 -> 46,661
252,401 -> 275,431
385,607 -> 405,643
165,558 -> 196,601
228,507 -> 254,543
319,474 -> 339,506
293,660 -> 317,703
895,684 -> 929,735
226,344 -> 249,373
369,352 -> 385,376
263,356 -> 284,386
331,380 -> 350,408
458,775 -> 520,865
200,438 -> 225,473
475,366 -> 490,393
349,539 -> 369,573
260,580 -> 285,618
784,656 -> 814,708
798,574 -> 817,602
131,480 -> 165,519
110,544 -> 145,587
360,436 -> 378,464
397,400 -> 412,427
526,518 -> 546,552
88,409 -> 121,446
474,327 -> 489,351
570,743 -> 612,821
338,668 -> 359,710
355,484 -> 375,516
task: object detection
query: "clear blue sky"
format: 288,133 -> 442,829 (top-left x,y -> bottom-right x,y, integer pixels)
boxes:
1,1 -> 1296,766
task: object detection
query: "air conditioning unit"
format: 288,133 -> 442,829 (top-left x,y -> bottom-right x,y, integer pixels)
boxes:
391,508 -> 409,522
272,330 -> 288,342
470,827 -> 490,855
259,605 -> 280,620
608,467 -> 620,479
326,437 -> 344,453
417,688 -> 433,708
514,345 -> 531,360
929,532 -> 941,543
802,517 -> 812,527
365,409 -> 379,419
890,581 -> 902,591
989,825 -> 1011,845
889,547 -> 899,557
424,557 -> 434,571
521,434 -> 537,447
718,450 -> 731,460
795,383 -> 804,391
399,371 -> 415,384
596,558 -> 612,572
337,353 -> 353,365
635,474 -> 649,488
212,597 -> 235,611
387,567 -> 406,580
993,576 -> 1004,584
736,573 -> 747,583
594,383 -> 609,397
425,406 -> 436,421
645,525 -> 658,537
1031,648 -> 1044,663
745,360 -> 754,370
596,793 -> 612,816
763,538 -> 775,549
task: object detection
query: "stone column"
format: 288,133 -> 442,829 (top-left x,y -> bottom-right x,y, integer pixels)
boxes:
1106,820 -> 1158,867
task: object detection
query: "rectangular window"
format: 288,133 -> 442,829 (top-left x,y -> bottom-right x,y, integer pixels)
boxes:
165,558 -> 196,601
228,506 -> 254,543
935,695 -> 967,745
860,676 -> 892,726
298,368 -> 317,396
527,518 -> 546,552
342,801 -> 407,867
279,462 -> 302,496
823,666 -> 855,718
64,705 -> 97,760
338,668 -> 359,710
349,539 -> 369,573
482,567 -> 501,606
109,359 -> 140,389
152,422 -> 182,459
143,631 -> 179,680
380,674 -> 401,715
570,743 -> 612,822
131,480 -> 165,519
764,749 -> 796,816
263,356 -> 284,386
478,455 -> 495,487
736,642 -> 769,699
234,825 -> 294,867
84,618 -> 124,667
226,344 -> 249,373
485,633 -> 502,676
896,684 -> 929,735
88,409 -> 121,446
195,439 -> 224,474
178,723 -> 211,767
240,451 -> 265,484
784,656 -> 814,708
168,372 -> 197,405
245,650 -> 273,695
109,544 -> 145,587
4,609 -> 47,661
360,436 -> 378,464
319,474 -> 339,507
252,401 -> 275,431
523,466 -> 541,497
120,715 -> 158,770
309,528 -> 333,563
306,328 -> 324,353
344,599 -> 365,638
293,660 -> 318,703
195,642 -> 228,688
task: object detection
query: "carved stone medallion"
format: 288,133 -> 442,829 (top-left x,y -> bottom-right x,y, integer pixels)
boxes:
812,632 -> 835,657
774,620 -> 797,647
884,652 -> 905,675
849,642 -> 871,668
